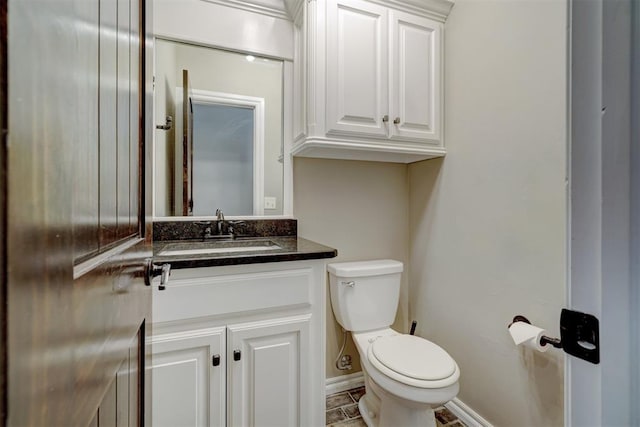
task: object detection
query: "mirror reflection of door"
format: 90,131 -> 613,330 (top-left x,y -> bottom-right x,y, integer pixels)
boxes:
182,69 -> 194,215
192,103 -> 254,216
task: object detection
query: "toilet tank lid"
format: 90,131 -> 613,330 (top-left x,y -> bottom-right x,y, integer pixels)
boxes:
327,260 -> 403,277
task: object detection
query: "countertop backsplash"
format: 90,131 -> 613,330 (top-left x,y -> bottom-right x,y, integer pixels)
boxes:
153,219 -> 298,241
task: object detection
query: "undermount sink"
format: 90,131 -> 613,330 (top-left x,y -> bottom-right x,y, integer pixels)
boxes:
158,239 -> 282,257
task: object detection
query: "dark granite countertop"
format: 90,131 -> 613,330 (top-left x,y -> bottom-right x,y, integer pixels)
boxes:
153,236 -> 337,269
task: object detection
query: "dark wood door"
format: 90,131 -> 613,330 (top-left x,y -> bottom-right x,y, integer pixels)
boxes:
182,69 -> 194,216
5,0 -> 154,425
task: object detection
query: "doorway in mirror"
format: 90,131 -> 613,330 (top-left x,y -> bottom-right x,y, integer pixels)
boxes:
191,97 -> 262,216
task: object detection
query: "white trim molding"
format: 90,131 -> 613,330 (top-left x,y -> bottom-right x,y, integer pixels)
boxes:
445,398 -> 494,427
199,0 -> 291,20
325,372 -> 365,395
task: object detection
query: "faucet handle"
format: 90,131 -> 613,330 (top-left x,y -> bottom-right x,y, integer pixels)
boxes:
228,220 -> 246,237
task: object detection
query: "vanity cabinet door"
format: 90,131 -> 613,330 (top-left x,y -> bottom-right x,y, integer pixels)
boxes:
388,10 -> 442,144
227,315 -> 311,427
150,328 -> 226,427
326,0 -> 388,138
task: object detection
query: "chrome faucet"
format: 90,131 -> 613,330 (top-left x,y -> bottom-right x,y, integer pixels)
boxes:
215,209 -> 225,234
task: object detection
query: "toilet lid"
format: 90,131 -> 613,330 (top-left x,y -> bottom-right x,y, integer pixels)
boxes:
370,335 -> 456,381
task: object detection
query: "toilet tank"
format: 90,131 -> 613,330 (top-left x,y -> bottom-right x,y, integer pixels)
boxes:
327,260 -> 403,332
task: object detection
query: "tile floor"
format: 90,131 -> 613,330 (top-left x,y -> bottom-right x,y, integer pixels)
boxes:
325,386 -> 466,427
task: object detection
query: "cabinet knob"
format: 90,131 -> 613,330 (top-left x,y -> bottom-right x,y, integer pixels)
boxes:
212,354 -> 221,367
233,350 -> 241,361
382,115 -> 389,123
393,117 -> 401,125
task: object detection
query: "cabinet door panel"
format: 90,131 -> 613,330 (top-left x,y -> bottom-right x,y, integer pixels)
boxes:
389,11 -> 441,143
326,0 -> 387,138
150,328 -> 226,427
228,315 -> 311,427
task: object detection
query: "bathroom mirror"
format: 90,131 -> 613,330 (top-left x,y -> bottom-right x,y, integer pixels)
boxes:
154,39 -> 285,217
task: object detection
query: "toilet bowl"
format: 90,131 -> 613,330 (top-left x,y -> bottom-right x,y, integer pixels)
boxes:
327,260 -> 460,427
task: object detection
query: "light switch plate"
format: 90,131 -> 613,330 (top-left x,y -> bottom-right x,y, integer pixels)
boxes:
264,197 -> 276,209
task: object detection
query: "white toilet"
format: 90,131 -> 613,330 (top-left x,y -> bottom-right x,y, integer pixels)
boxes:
328,260 -> 460,427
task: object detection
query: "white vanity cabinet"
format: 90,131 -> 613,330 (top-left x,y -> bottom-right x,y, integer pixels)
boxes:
148,260 -> 325,427
151,328 -> 226,427
291,0 -> 453,163
227,316 -> 311,426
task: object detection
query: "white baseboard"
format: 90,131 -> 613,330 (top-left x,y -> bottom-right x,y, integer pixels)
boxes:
326,373 -> 492,427
325,372 -> 365,395
445,398 -> 493,427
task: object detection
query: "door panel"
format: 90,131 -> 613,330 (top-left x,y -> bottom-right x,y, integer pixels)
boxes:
72,0 -> 100,261
129,0 -> 141,234
389,11 -> 440,143
569,0 -> 634,424
182,70 -> 194,215
92,328 -> 144,427
227,316 -> 311,427
150,328 -> 226,427
6,0 -> 152,425
99,379 -> 118,427
117,0 -> 132,238
100,0 -> 120,246
116,356 -> 131,427
326,0 -> 388,138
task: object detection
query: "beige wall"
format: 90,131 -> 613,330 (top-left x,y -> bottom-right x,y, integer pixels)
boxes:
293,158 -> 410,379
407,0 -> 567,425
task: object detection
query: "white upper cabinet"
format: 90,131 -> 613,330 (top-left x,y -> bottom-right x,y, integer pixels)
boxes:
292,0 -> 453,163
326,0 -> 388,138
389,10 -> 441,143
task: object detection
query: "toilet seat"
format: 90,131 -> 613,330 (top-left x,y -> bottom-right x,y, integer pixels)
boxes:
367,334 -> 460,389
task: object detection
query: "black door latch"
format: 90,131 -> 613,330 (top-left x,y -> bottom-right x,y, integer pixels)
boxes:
560,308 -> 600,364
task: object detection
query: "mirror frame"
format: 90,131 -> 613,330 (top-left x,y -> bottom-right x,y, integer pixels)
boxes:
151,0 -> 297,220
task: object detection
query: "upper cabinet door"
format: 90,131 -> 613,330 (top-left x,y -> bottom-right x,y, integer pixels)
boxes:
389,11 -> 442,144
326,0 -> 388,138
